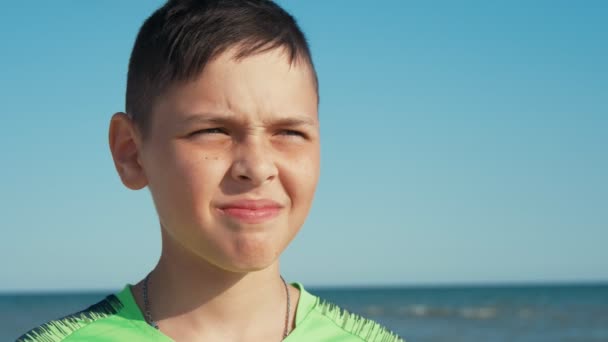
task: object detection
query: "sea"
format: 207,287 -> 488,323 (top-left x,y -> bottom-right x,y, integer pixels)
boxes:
2,283 -> 607,341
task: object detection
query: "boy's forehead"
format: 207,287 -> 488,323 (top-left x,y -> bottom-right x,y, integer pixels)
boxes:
153,48 -> 318,125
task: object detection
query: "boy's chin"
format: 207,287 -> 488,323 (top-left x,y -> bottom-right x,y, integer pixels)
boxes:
224,262 -> 275,274
205,259 -> 276,275
212,245 -> 284,274
210,233 -> 288,273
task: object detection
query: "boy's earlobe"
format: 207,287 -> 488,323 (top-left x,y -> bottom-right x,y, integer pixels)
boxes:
108,112 -> 148,190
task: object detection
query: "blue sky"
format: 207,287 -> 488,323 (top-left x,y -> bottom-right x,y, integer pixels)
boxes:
1,1 -> 606,292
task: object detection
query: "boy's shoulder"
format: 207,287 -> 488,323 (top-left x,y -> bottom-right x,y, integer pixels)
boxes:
306,298 -> 405,342
16,294 -> 124,341
15,286 -> 165,342
293,284 -> 405,342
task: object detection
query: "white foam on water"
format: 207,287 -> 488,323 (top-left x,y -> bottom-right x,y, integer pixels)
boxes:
459,307 -> 497,319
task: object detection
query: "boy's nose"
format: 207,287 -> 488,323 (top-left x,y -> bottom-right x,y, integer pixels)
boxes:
230,140 -> 278,186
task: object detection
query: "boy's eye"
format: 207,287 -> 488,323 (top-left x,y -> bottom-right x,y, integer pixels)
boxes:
277,130 -> 306,138
190,128 -> 228,136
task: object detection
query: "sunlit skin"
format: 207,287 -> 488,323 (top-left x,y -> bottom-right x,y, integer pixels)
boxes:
108,47 -> 319,341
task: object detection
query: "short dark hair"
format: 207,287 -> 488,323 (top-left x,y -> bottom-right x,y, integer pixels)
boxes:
125,0 -> 318,138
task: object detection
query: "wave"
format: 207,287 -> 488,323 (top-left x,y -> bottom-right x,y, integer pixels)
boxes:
363,304 -> 499,320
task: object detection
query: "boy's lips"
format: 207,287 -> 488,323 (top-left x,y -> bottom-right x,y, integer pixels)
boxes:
217,199 -> 283,224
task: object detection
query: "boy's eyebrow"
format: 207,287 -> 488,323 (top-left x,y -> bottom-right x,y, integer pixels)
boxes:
179,113 -> 318,127
179,113 -> 235,126
266,117 -> 318,127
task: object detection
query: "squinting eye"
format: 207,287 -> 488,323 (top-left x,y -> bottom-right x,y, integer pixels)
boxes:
278,130 -> 306,138
190,128 -> 227,136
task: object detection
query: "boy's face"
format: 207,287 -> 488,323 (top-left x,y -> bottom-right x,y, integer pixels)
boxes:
134,48 -> 319,272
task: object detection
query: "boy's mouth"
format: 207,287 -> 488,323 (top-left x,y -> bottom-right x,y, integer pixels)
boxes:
217,199 -> 283,224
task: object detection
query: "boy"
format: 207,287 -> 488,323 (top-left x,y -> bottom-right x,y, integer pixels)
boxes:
18,1 -> 403,341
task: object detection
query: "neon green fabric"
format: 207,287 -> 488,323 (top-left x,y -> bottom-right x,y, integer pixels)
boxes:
17,283 -> 404,342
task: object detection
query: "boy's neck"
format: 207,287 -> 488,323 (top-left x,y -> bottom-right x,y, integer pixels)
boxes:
131,234 -> 298,340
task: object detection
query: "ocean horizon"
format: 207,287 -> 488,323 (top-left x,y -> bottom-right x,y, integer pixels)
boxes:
3,282 -> 607,341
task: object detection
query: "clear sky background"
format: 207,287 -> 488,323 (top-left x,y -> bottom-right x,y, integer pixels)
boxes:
0,1 -> 606,292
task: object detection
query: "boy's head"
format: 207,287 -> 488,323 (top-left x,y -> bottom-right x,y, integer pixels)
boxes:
110,0 -> 320,272
126,0 -> 318,139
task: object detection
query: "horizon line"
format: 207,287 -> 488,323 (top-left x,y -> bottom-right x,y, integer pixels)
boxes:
2,278 -> 607,295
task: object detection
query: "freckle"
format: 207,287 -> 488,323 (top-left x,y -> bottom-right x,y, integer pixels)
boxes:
214,157 -> 218,160
204,156 -> 209,160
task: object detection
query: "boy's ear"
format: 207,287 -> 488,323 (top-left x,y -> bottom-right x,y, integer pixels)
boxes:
108,112 -> 148,190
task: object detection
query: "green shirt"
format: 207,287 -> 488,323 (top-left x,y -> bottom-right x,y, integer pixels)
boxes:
17,283 -> 404,342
